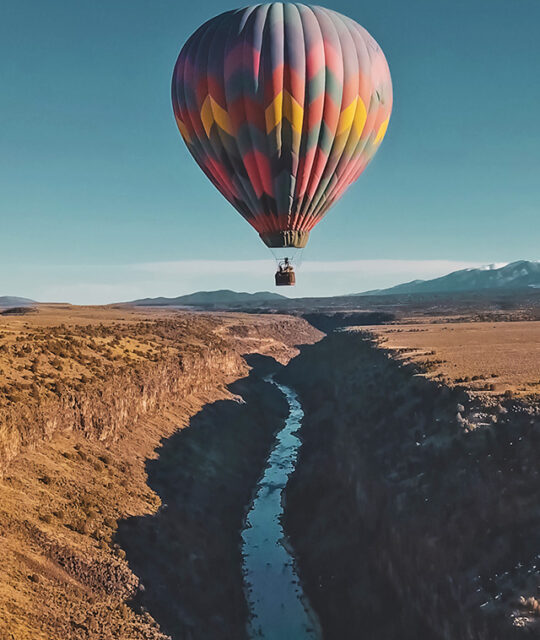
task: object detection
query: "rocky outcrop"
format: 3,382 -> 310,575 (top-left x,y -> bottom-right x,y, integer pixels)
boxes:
0,347 -> 243,474
0,313 -> 321,474
280,331 -> 540,640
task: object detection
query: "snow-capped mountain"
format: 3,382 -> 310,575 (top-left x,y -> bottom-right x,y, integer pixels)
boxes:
356,261 -> 540,296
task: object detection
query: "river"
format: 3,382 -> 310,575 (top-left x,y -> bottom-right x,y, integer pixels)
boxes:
241,377 -> 321,640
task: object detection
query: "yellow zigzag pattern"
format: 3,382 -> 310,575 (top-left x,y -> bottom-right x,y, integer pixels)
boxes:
184,93 -> 378,147
374,117 -> 389,144
264,90 -> 304,134
201,95 -> 233,137
175,115 -> 191,144
336,96 -> 367,138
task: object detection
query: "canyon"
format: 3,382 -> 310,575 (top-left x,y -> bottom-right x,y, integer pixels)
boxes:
0,305 -> 538,638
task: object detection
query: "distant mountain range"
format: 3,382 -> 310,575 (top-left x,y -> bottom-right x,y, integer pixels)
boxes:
356,261 -> 540,296
129,262 -> 540,308
3,262 -> 539,312
0,296 -> 36,307
131,289 -> 287,307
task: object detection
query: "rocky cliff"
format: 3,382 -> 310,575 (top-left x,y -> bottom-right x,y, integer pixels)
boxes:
280,331 -> 540,639
0,347 -> 242,474
0,311 -> 320,473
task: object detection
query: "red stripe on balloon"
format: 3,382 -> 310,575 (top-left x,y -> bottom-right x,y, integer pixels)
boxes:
242,151 -> 265,198
305,45 -> 325,80
244,96 -> 266,132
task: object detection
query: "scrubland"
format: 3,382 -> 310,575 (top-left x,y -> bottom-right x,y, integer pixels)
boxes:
0,305 -> 314,412
368,320 -> 540,398
1,302 -> 539,639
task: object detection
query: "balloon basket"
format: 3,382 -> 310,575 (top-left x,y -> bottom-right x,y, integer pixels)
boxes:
275,269 -> 296,286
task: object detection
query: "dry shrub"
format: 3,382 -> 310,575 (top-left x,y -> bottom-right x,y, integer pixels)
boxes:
520,596 -> 540,616
74,520 -> 91,535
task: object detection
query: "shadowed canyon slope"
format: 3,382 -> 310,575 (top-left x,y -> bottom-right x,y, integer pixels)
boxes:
280,330 -> 540,639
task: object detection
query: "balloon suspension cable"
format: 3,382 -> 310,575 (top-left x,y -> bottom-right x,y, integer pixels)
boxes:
269,247 -> 304,268
295,247 -> 305,269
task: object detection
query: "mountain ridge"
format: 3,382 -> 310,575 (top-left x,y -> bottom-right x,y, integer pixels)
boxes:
0,296 -> 36,307
131,289 -> 287,307
128,261 -> 540,307
355,260 -> 540,296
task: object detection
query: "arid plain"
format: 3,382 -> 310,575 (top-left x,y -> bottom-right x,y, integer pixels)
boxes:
368,320 -> 540,397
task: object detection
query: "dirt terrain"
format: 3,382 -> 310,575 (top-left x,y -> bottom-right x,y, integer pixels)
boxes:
0,306 -> 321,639
367,320 -> 540,398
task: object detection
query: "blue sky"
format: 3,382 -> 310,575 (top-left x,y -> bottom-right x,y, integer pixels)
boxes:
1,0 -> 539,303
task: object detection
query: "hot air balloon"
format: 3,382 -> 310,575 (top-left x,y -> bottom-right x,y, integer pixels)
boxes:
172,3 -> 392,286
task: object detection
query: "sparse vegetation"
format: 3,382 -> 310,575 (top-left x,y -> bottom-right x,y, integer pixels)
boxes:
368,320 -> 540,399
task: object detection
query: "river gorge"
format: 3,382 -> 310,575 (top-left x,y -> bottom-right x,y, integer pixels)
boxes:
0,310 -> 538,639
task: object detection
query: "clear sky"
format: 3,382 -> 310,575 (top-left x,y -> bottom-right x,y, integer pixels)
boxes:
1,0 -> 539,303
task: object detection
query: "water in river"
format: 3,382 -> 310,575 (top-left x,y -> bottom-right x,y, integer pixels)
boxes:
241,377 -> 321,640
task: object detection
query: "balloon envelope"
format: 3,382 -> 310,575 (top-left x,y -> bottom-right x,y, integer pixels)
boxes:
172,3 -> 392,248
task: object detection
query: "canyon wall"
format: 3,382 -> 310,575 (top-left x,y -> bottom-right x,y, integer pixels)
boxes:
0,313 -> 320,474
280,331 -> 539,639
116,361 -> 289,640
0,347 -> 242,473
0,312 -> 321,639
